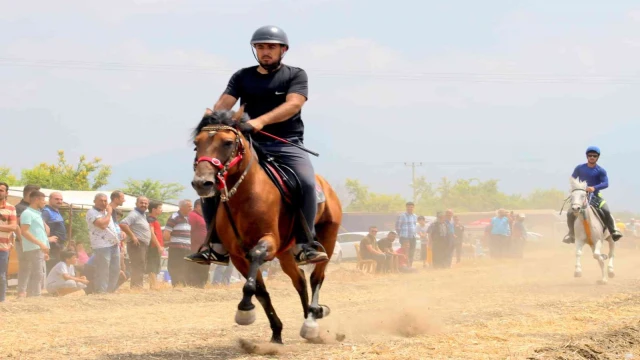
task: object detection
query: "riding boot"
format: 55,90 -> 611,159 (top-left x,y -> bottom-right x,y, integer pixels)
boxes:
601,207 -> 623,241
183,196 -> 230,266
293,195 -> 329,266
563,212 -> 576,244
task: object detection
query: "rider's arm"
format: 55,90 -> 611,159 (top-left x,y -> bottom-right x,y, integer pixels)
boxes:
213,94 -> 238,111
253,69 -> 308,127
213,70 -> 241,111
594,167 -> 609,191
571,165 -> 580,179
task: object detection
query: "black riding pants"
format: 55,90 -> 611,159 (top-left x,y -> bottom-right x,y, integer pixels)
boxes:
201,139 -> 317,245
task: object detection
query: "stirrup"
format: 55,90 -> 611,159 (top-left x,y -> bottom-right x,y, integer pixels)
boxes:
562,234 -> 575,244
611,231 -> 623,242
294,241 -> 329,265
184,244 -> 229,266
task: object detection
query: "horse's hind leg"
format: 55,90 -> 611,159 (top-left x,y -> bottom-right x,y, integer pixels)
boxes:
277,253 -> 310,317
301,261 -> 330,340
235,241 -> 268,326
254,272 -> 284,344
607,238 -> 615,278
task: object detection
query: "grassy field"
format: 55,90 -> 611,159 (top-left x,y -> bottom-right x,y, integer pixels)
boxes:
2,241 -> 639,359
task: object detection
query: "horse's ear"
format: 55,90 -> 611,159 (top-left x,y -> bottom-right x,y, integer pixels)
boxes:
232,105 -> 245,122
204,108 -> 213,116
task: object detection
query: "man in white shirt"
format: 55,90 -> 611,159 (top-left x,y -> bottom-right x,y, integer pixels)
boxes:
85,193 -> 120,294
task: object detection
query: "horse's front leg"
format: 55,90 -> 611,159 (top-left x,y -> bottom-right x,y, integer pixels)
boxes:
574,239 -> 584,277
235,240 -> 269,326
592,239 -> 607,285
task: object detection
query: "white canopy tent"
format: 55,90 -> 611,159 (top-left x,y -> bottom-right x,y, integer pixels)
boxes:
6,186 -> 180,212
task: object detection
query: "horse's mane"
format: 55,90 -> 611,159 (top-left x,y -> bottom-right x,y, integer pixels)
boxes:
191,109 -> 250,140
570,176 -> 587,190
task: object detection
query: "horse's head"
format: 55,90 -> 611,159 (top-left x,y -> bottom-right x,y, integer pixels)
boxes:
569,176 -> 588,213
191,107 -> 250,198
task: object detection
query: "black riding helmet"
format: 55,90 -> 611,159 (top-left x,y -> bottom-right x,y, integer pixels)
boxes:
250,25 -> 289,72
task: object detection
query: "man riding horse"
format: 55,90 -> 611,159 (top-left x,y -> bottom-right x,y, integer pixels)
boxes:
563,146 -> 623,244
185,25 -> 328,266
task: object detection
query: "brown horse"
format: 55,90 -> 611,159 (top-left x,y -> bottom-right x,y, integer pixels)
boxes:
191,107 -> 342,344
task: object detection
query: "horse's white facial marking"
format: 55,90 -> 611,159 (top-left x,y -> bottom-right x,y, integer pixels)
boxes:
570,177 -> 588,213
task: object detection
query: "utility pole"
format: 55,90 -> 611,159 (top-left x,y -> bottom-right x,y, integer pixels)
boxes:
404,162 -> 423,203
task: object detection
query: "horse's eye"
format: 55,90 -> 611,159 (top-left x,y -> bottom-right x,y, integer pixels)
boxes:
223,140 -> 234,148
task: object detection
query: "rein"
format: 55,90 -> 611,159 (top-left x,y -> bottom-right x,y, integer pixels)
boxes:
193,123 -> 255,249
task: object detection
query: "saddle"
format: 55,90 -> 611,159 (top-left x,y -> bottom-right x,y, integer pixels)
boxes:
252,142 -> 326,207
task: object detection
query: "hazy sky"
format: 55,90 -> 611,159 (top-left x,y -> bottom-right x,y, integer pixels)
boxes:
2,1 -> 640,210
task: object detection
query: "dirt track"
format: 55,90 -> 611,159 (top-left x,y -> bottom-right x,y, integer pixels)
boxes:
2,241 -> 640,360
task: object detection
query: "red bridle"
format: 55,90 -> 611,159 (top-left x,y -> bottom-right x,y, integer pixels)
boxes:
193,125 -> 245,192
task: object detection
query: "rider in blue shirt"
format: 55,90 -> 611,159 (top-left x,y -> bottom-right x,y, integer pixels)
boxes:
563,146 -> 623,244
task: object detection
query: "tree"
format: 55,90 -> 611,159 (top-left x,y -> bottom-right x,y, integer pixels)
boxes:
122,178 -> 186,202
0,167 -> 21,186
21,150 -> 111,191
19,150 -> 112,247
343,177 -> 569,214
344,178 -> 406,213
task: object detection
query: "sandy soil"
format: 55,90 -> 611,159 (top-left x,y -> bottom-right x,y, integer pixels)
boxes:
2,241 -> 640,360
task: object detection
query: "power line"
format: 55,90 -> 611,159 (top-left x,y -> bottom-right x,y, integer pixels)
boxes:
404,162 -> 423,203
1,57 -> 640,84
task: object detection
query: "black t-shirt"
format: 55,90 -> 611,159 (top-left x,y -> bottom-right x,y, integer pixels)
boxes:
223,64 -> 308,143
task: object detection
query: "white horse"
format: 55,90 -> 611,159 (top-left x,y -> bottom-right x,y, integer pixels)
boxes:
569,176 -> 615,284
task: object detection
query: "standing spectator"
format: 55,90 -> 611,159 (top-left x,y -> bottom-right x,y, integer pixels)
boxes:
86,193 -> 120,294
428,212 -> 450,269
14,184 -> 40,295
395,202 -> 418,267
109,191 -> 127,275
42,192 -> 67,273
119,196 -> 152,289
164,200 -> 193,287
146,201 -> 165,290
45,250 -> 88,296
0,182 -> 18,302
489,209 -> 511,258
188,199 -> 209,288
17,191 -> 51,298
444,209 -> 455,265
359,226 -> 387,272
452,215 -> 465,264
511,214 -> 527,258
109,190 -> 126,223
416,216 -> 429,268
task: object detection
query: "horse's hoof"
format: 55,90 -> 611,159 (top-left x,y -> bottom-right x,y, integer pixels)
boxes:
597,279 -> 608,285
300,319 -> 320,340
235,309 -> 256,326
321,305 -> 331,318
574,271 -> 582,278
608,271 -> 615,278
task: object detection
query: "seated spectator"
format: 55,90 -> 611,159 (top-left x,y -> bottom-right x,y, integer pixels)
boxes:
377,231 -> 397,253
395,241 -> 417,273
377,231 -> 399,273
359,226 -> 387,273
46,250 -> 89,296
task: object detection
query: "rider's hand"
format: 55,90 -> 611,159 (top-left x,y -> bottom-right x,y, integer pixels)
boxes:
586,186 -> 596,193
237,121 -> 256,135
